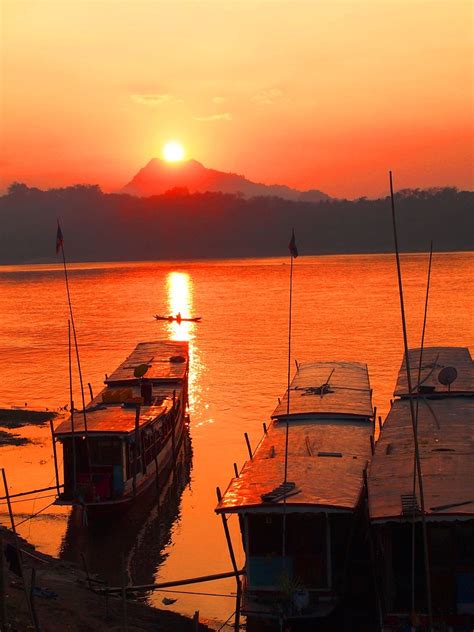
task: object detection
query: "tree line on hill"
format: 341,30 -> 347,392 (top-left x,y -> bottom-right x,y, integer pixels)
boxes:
0,183 -> 472,264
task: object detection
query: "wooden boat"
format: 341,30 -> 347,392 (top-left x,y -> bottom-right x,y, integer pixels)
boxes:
216,361 -> 375,624
367,347 -> 474,630
53,340 -> 189,518
154,314 -> 201,323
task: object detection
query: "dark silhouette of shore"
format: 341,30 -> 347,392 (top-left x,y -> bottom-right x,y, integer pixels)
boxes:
1,183 -> 472,264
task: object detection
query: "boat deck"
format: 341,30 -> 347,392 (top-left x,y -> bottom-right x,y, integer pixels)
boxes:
368,396 -> 474,522
271,361 -> 373,420
105,341 -> 189,385
55,340 -> 188,436
393,346 -> 474,397
217,361 -> 373,514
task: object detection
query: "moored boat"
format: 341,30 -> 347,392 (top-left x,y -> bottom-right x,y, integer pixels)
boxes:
367,346 -> 474,630
53,340 -> 189,517
216,360 -> 376,625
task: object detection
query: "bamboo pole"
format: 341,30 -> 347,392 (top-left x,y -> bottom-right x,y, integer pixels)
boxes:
216,487 -> 242,631
243,433 -> 252,460
389,171 -> 433,630
1,469 -> 39,631
68,320 -> 77,496
0,536 -> 6,630
49,420 -> 60,497
0,484 -> 63,501
100,569 -> 245,595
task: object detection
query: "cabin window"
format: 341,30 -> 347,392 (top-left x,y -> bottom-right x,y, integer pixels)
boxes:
89,438 -> 122,466
247,514 -> 328,589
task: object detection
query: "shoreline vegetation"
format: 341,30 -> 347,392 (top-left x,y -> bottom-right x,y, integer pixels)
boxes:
1,184 -> 472,264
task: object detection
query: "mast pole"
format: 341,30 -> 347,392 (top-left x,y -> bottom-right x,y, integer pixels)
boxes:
282,230 -> 297,564
411,240 -> 433,613
58,221 -> 89,436
389,172 -> 433,630
68,319 -> 77,495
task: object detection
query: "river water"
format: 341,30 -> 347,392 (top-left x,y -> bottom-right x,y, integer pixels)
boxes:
0,252 -> 472,628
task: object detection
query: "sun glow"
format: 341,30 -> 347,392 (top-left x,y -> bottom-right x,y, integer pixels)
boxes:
163,141 -> 185,162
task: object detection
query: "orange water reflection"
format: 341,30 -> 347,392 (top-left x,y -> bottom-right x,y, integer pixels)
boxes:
165,271 -> 202,417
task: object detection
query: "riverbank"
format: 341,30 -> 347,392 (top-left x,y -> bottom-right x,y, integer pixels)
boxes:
0,526 -> 212,631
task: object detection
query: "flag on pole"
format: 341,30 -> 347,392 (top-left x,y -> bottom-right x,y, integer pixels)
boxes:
288,229 -> 298,258
56,221 -> 63,255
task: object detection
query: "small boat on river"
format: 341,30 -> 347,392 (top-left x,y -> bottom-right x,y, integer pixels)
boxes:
216,360 -> 376,626
154,313 -> 201,323
53,340 -> 189,517
367,346 -> 474,630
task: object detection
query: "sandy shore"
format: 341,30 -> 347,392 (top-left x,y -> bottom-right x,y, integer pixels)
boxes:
0,526 -> 213,631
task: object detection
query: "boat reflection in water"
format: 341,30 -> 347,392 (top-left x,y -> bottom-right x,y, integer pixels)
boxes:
60,270 -> 201,588
59,426 -> 193,589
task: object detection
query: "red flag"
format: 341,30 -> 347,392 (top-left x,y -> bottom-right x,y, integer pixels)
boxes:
56,221 -> 63,255
288,229 -> 298,258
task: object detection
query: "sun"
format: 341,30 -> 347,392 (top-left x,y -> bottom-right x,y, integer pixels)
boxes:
163,141 -> 185,162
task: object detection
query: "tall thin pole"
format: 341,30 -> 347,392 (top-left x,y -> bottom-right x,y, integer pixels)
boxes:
411,241 -> 433,613
57,221 -> 88,436
282,230 -> 297,564
389,172 -> 433,630
283,254 -> 294,488
1,469 -> 39,631
68,319 -> 77,495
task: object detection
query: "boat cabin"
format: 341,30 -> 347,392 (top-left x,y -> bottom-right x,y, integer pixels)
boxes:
216,361 -> 375,621
368,347 -> 474,629
54,341 -> 188,508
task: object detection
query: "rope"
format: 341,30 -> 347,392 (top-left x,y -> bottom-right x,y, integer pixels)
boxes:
15,501 -> 55,527
216,609 -> 237,631
0,492 -> 58,505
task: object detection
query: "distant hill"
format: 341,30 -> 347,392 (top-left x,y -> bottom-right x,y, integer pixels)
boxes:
0,183 -> 472,264
122,158 -> 330,202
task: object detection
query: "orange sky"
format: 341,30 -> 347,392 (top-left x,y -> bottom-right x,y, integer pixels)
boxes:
1,0 -> 473,198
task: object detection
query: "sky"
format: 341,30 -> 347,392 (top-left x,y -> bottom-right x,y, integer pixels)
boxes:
1,0 -> 473,198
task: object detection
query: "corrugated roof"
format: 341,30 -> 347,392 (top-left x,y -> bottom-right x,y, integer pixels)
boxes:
271,361 -> 373,420
105,341 -> 189,385
217,417 -> 373,513
54,396 -> 174,435
368,397 -> 474,522
393,347 -> 473,397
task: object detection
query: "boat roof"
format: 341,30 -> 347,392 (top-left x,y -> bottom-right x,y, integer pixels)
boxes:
54,382 -> 182,436
105,341 -> 189,385
368,397 -> 474,522
271,361 -> 373,420
393,346 -> 474,397
216,416 -> 373,514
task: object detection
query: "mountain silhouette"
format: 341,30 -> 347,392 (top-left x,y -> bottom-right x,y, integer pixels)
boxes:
122,158 -> 330,201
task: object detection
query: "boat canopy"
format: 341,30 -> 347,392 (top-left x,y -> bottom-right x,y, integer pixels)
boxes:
54,389 -> 176,436
368,397 -> 474,523
271,361 -> 373,420
393,346 -> 474,398
217,361 -> 373,515
216,419 -> 373,514
105,341 -> 189,385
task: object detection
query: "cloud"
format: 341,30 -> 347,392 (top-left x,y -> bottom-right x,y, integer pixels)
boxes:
251,88 -> 284,105
212,96 -> 226,104
130,93 -> 173,106
193,112 -> 232,122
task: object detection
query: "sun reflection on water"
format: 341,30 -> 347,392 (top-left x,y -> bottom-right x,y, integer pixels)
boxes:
165,271 -> 202,416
